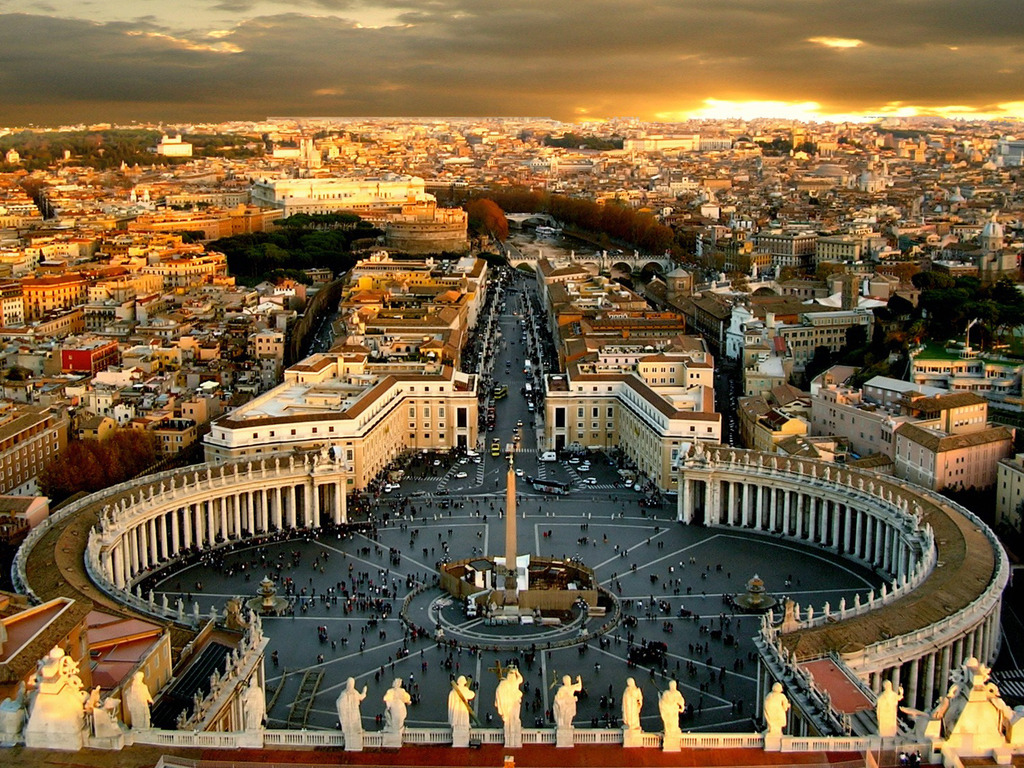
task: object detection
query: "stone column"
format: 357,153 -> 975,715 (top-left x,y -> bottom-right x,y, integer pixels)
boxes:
287,485 -> 298,528
795,494 -> 804,539
308,482 -> 320,528
923,652 -> 936,710
128,526 -> 139,575
233,493 -> 242,537
907,657 -> 920,710
783,490 -> 792,534
680,477 -> 691,523
245,492 -> 255,534
808,497 -> 817,543
159,515 -> 169,562
939,644 -> 951,699
853,511 -> 863,561
113,544 -> 125,588
171,508 -> 180,555
742,482 -> 751,527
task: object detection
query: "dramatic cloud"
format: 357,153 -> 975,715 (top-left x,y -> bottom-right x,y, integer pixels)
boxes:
1,1 -> 1023,124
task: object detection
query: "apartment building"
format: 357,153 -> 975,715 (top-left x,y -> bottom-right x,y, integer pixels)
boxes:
893,393 -> 1012,491
996,454 -> 1024,533
0,404 -> 69,495
21,274 -> 88,321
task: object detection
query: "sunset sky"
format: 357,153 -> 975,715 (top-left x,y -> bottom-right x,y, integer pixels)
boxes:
2,0 -> 1023,126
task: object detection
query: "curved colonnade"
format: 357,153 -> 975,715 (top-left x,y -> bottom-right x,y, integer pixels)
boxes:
15,451 -> 348,626
677,446 -> 1008,726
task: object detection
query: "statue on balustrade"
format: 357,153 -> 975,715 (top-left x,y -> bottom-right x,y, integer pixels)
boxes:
124,671 -> 153,730
553,675 -> 582,730
622,677 -> 643,731
876,680 -> 903,738
495,666 -> 523,746
763,682 -> 790,736
382,678 -> 411,735
337,677 -> 367,748
242,679 -> 265,732
658,680 -> 685,735
448,675 -> 475,730
0,681 -> 26,742
24,646 -> 88,750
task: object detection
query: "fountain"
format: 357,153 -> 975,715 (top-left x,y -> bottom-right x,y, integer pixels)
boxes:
733,574 -> 778,614
246,576 -> 290,615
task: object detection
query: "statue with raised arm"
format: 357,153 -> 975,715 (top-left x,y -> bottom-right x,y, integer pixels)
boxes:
382,678 -> 411,735
337,677 -> 367,750
124,671 -> 153,730
659,680 -> 685,735
622,677 -> 643,731
242,679 -> 265,732
763,682 -> 790,736
553,675 -> 582,730
495,666 -> 523,747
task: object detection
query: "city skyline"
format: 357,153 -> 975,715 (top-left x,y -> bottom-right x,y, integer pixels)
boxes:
1,0 -> 1023,126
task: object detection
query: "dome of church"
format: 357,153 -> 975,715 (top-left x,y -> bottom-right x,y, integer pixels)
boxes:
981,214 -> 1004,241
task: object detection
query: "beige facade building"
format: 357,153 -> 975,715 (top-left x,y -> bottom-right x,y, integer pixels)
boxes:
204,353 -> 478,490
544,363 -> 720,491
893,393 -> 1013,491
0,404 -> 69,495
996,454 -> 1024,533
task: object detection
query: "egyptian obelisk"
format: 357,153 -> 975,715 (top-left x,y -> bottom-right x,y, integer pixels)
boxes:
504,454 -> 518,604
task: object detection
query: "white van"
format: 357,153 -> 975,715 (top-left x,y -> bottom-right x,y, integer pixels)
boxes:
540,451 -> 557,462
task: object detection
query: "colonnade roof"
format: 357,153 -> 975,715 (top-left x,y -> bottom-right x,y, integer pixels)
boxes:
780,476 -> 996,660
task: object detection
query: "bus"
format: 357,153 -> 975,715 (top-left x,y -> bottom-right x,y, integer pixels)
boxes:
526,476 -> 571,495
494,384 -> 508,400
490,440 -> 501,457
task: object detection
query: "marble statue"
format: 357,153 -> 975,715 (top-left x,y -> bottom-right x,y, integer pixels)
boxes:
382,678 -> 411,734
763,682 -> 790,736
0,681 -> 26,741
124,671 -> 153,730
495,666 -> 523,747
553,675 -> 582,730
86,688 -> 122,739
242,679 -> 265,732
622,677 -> 643,731
658,680 -> 685,734
448,675 -> 475,730
876,680 -> 903,738
337,677 -> 367,749
24,646 -> 88,750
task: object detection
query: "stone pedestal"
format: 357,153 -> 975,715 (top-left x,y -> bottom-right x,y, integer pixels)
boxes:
382,729 -> 403,748
556,726 -> 574,748
237,730 -> 263,749
662,731 -> 681,752
452,725 -> 470,748
344,736 -> 363,752
623,728 -> 644,748
763,733 -> 782,751
505,725 -> 522,749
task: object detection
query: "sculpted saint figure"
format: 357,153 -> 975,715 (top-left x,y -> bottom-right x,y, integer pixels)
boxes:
382,678 -> 411,734
448,675 -> 475,730
553,675 -> 583,730
242,680 -> 265,732
124,671 -> 153,730
622,677 -> 643,731
495,667 -> 523,740
337,677 -> 367,746
763,682 -> 790,736
659,680 -> 685,734
875,680 -> 904,738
